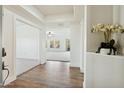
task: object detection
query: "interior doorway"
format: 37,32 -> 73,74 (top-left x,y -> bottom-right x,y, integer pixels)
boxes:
46,25 -> 71,63
1,5 -> 84,87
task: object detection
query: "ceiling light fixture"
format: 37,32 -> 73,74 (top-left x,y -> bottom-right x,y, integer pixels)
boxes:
47,31 -> 55,37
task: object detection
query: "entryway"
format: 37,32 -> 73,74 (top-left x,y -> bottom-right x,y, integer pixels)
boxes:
1,5 -> 84,87
46,24 -> 71,62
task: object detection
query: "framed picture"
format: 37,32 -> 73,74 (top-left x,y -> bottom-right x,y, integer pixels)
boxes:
66,39 -> 70,51
50,40 -> 54,48
54,40 -> 60,48
50,39 -> 60,48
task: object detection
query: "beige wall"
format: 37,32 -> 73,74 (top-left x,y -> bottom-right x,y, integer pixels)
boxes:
87,5 -> 113,52
111,5 -> 124,54
119,6 -> 124,52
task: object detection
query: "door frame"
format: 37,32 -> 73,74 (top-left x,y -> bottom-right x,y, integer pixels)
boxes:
1,9 -> 45,84
0,5 -> 3,85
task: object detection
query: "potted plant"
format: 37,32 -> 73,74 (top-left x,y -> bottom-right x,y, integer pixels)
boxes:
91,24 -> 124,43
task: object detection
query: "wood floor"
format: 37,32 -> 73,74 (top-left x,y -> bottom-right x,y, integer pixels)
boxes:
5,61 -> 83,88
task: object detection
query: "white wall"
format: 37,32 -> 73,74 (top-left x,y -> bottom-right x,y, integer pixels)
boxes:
86,52 -> 124,88
47,52 -> 70,61
87,5 -> 113,52
70,22 -> 81,67
79,6 -> 85,73
16,59 -> 40,75
83,5 -> 88,87
16,20 -> 40,60
80,19 -> 84,73
40,28 -> 47,64
16,20 -> 42,75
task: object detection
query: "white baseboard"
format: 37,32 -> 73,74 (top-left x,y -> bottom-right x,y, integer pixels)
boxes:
80,69 -> 84,73
4,75 -> 16,86
80,66 -> 84,73
83,81 -> 86,88
70,64 -> 80,68
41,62 -> 46,64
40,59 -> 46,64
16,58 -> 40,61
0,83 -> 2,87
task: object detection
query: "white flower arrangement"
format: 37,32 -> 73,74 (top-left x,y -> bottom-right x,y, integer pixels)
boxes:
91,24 -> 124,43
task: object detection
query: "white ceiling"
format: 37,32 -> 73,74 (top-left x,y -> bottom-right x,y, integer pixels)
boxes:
6,5 -> 83,27
34,5 -> 73,16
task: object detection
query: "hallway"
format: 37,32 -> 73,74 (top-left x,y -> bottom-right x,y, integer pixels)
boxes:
5,61 -> 83,88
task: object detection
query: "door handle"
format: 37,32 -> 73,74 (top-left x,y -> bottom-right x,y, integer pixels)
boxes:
2,48 -> 6,57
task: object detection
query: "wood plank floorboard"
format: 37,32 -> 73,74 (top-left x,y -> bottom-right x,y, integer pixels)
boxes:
5,61 -> 83,88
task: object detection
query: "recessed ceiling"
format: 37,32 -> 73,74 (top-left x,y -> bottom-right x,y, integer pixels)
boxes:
34,5 -> 73,16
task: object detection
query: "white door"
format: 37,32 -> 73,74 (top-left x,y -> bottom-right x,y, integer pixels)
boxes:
2,9 -> 16,85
